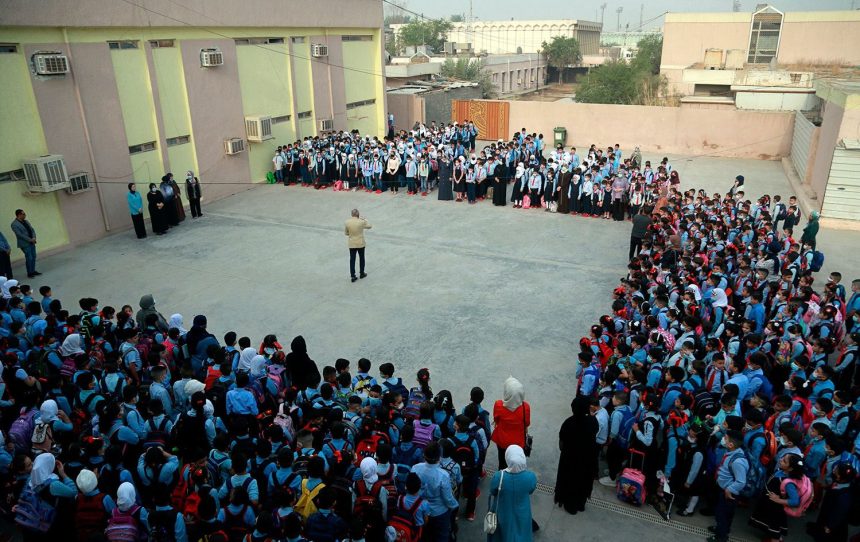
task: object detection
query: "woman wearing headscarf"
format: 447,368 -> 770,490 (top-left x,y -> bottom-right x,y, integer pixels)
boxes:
557,165 -> 572,214
353,457 -> 388,540
58,334 -> 84,358
554,396 -> 598,515
39,399 -> 73,437
491,376 -> 530,470
159,173 -> 182,226
487,445 -> 538,542
2,278 -> 18,299
135,294 -> 168,332
801,211 -> 820,250
16,453 -> 77,541
236,347 -> 257,374
146,182 -> 168,235
168,314 -> 187,336
186,170 -> 202,218
185,315 -> 219,377
74,469 -> 116,541
284,335 -> 320,392
126,183 -> 146,239
437,152 -> 453,201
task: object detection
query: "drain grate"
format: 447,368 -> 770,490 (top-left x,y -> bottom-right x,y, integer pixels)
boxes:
485,467 -> 753,542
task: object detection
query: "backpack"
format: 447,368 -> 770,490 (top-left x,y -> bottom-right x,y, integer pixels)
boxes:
182,483 -> 212,525
207,451 -> 230,489
613,408 -> 637,449
272,403 -> 296,443
143,417 -> 171,449
411,420 -> 437,449
222,504 -> 251,542
782,475 -> 814,517
70,392 -> 100,437
13,484 -> 56,534
756,430 -> 778,467
809,251 -> 824,273
25,349 -> 54,381
352,480 -> 383,520
98,464 -> 126,496
171,412 -> 207,458
265,364 -> 288,398
170,464 -> 193,511
387,495 -> 423,542
105,505 -> 142,542
75,492 -> 109,542
295,479 -> 325,522
449,435 -> 477,477
354,434 -> 388,467
377,463 -> 399,513
354,375 -> 373,396
750,373 -> 774,399
9,408 -> 39,453
204,366 -> 222,391
384,378 -> 410,403
250,457 -> 275,500
402,388 -> 426,420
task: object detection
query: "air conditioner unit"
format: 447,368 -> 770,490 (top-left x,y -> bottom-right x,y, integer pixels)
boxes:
244,116 -> 273,142
32,52 -> 69,75
200,48 -> 224,67
23,155 -> 69,192
311,44 -> 329,57
224,138 -> 246,155
66,172 -> 92,194
318,119 -> 334,131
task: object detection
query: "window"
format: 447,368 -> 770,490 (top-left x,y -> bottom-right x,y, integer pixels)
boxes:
166,135 -> 190,147
290,37 -> 306,44
342,35 -> 372,42
149,39 -> 175,48
271,114 -> 292,124
747,6 -> 783,64
297,110 -> 312,119
0,43 -> 18,54
346,99 -> 376,110
129,141 -> 157,154
235,37 -> 285,45
108,40 -> 139,50
0,168 -> 24,183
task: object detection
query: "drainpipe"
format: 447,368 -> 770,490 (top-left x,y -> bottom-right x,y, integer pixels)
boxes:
63,27 -> 111,231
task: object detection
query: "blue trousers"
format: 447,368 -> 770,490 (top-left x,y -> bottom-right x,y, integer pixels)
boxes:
424,510 -> 451,542
21,244 -> 36,275
714,491 -> 737,540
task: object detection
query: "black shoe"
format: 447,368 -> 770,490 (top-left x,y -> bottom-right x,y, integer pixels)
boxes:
27,274 -> 36,278
707,526 -> 717,534
32,271 -> 42,276
359,273 -> 367,279
351,277 -> 358,282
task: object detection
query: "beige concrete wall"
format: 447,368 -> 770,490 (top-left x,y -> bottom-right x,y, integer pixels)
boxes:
386,94 -> 424,132
780,18 -> 860,65
809,101 -> 844,203
661,19 -> 749,69
0,0 -> 382,28
504,101 -> 793,159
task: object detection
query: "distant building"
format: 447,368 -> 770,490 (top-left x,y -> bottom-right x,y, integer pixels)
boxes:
481,53 -> 547,95
661,5 -> 860,110
600,29 -> 661,47
391,19 -> 602,56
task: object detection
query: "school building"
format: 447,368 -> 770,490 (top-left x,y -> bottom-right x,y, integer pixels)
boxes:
0,0 -> 386,258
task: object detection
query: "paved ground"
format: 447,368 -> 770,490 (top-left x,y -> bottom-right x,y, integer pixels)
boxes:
13,151 -> 860,541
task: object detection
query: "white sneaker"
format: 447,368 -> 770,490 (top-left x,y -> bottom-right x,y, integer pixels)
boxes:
598,476 -> 615,487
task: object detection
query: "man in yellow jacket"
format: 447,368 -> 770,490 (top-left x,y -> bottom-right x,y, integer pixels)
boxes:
345,208 -> 372,282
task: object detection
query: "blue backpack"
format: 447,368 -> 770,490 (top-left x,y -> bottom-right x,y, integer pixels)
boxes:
614,408 -> 637,449
750,373 -> 774,399
14,484 -> 56,533
810,251 -> 825,272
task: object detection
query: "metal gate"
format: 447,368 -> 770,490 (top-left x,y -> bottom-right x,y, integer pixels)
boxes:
451,100 -> 510,141
821,141 -> 860,221
790,112 -> 817,183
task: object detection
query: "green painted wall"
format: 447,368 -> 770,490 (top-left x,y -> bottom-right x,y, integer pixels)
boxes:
341,40 -> 377,105
236,43 -> 295,181
166,144 -> 196,187
151,47 -> 190,139
291,41 -> 314,138
112,47 -> 160,148
0,46 -> 68,259
346,103 -> 378,136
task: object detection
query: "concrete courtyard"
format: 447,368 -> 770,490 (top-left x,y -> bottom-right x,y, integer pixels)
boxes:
17,152 -> 860,541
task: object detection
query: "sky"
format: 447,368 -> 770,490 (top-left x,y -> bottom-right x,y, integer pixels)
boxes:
390,0 -> 856,30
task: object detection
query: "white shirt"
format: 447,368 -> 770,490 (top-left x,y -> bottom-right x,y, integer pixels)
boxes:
595,407 -> 610,445
273,155 -> 284,169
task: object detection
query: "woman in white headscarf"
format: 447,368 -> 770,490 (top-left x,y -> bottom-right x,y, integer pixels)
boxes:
236,347 -> 257,374
186,170 -> 203,218
708,287 -> 729,339
249,354 -> 268,380
20,453 -> 77,538
58,334 -> 85,358
491,377 -> 531,470
487,445 -> 538,542
355,457 -> 388,535
2,278 -> 18,299
39,399 -> 73,435
168,314 -> 187,336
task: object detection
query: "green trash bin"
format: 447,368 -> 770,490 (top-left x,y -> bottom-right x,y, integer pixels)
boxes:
553,126 -> 567,146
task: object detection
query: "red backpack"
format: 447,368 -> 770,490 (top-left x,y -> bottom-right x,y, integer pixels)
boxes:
353,480 -> 383,519
75,492 -> 109,542
170,464 -> 193,511
387,495 -> 424,542
354,433 -> 388,467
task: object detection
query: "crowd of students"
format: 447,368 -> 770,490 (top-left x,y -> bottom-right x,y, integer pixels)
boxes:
0,276 -> 533,542
565,184 -> 859,542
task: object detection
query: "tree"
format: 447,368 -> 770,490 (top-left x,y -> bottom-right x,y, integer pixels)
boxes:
449,14 -> 464,22
631,34 -> 663,76
440,58 -> 495,99
396,19 -> 453,53
541,36 -> 582,84
575,60 -> 640,104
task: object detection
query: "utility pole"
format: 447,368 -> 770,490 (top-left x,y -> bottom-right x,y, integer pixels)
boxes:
616,6 -> 623,31
599,3 -> 607,27
640,3 -> 644,29
733,0 -> 742,12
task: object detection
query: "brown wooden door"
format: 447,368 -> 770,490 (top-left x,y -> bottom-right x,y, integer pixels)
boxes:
451,100 -> 510,141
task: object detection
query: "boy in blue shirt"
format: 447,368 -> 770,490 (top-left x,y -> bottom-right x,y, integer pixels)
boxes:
577,351 -> 600,397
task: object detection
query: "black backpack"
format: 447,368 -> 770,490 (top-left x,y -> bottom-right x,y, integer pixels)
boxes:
148,508 -> 179,542
449,435 -> 477,476
206,381 -> 228,420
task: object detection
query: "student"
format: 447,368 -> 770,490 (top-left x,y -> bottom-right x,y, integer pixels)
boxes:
447,414 -> 481,520
709,430 -> 749,542
673,423 -> 708,517
305,487 -> 348,542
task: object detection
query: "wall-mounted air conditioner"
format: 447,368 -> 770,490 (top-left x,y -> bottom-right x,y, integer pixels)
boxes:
244,116 -> 273,142
224,138 -> 246,155
311,44 -> 328,57
318,119 -> 334,131
32,52 -> 69,75
23,155 -> 69,192
66,172 -> 92,194
200,48 -> 224,67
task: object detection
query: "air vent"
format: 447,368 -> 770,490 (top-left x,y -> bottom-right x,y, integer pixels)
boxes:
244,116 -> 273,142
32,52 -> 69,75
23,155 -> 70,192
200,48 -> 224,67
67,172 -> 93,194
311,43 -> 329,57
224,138 -> 246,155
318,119 -> 334,131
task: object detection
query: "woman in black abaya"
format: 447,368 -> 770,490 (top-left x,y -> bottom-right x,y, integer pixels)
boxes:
554,395 -> 599,514
146,182 -> 168,235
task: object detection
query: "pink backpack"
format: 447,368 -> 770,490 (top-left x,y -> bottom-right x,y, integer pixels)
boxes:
412,420 -> 437,449
781,475 -> 813,517
333,180 -> 344,191
522,194 -> 531,209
